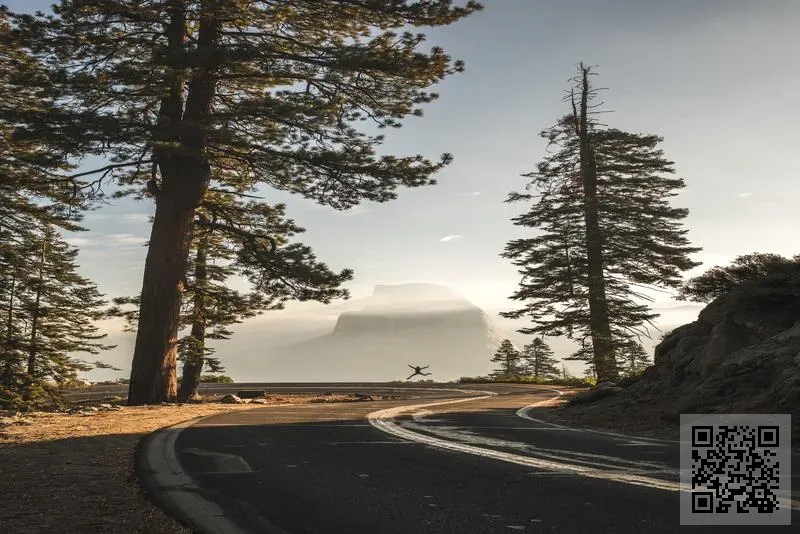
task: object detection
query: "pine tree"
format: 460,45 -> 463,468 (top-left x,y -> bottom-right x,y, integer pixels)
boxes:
10,1 -> 482,404
616,339 -> 651,377
176,191 -> 352,401
0,223 -> 115,408
109,192 -> 352,401
521,337 -> 560,380
489,339 -> 523,379
502,64 -> 700,383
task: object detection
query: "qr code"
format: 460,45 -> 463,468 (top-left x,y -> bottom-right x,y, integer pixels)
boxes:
680,414 -> 791,526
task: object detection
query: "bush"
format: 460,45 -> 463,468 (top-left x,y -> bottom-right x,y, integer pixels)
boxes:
199,374 -> 234,384
457,375 -> 593,388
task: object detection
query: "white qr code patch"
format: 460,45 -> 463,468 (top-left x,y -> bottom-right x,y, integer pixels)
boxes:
680,414 -> 791,526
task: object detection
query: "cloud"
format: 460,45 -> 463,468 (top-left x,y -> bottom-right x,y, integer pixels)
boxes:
459,191 -> 481,196
119,213 -> 151,223
737,192 -> 752,198
64,237 -> 91,247
106,234 -> 147,247
335,205 -> 372,217
439,234 -> 463,242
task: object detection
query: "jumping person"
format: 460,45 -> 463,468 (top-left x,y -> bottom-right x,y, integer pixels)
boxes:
407,364 -> 431,380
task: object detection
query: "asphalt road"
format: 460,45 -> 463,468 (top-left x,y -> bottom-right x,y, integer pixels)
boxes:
151,384 -> 798,534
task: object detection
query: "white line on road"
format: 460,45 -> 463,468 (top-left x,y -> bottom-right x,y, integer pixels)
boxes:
367,391 -> 682,493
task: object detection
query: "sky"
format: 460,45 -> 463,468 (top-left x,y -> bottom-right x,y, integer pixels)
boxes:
6,1 -> 800,378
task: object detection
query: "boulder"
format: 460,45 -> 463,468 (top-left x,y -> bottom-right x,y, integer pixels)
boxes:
556,267 -> 800,443
220,394 -> 243,404
236,390 -> 267,399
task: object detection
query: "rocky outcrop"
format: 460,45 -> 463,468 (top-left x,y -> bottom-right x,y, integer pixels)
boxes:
556,268 -> 800,442
265,284 -> 507,381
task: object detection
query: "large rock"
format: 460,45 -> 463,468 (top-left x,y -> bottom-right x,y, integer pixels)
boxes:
265,284 -> 506,381
558,268 -> 800,442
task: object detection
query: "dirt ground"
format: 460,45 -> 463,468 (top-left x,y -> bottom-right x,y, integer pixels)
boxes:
525,390 -> 682,441
0,394 -> 351,534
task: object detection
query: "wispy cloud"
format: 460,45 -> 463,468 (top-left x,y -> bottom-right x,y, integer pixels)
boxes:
439,234 -> 462,242
106,234 -> 147,247
119,213 -> 151,223
737,192 -> 752,198
64,237 -> 91,247
459,191 -> 481,196
335,205 -> 372,217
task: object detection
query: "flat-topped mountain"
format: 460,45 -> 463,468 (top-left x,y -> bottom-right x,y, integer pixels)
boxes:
264,284 -> 505,381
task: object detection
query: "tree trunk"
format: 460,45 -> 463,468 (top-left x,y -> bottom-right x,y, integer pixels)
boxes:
576,65 -> 618,383
127,193 -> 200,405
1,272 -> 18,384
127,1 -> 219,405
24,240 -> 45,399
177,236 -> 208,403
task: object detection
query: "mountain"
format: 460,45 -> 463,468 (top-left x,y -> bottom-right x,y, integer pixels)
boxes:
262,284 -> 506,381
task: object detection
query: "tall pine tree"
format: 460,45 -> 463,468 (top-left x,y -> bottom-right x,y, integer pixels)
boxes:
502,64 -> 700,383
11,1 -> 483,404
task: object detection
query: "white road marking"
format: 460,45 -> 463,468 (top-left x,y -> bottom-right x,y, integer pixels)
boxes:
368,392 -> 682,493
515,392 -> 679,445
372,389 -> 800,512
398,420 -> 675,474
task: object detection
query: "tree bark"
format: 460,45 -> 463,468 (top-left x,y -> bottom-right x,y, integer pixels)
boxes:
127,195 -> 198,405
23,239 -> 45,399
177,235 -> 208,402
575,65 -> 618,383
127,1 -> 220,405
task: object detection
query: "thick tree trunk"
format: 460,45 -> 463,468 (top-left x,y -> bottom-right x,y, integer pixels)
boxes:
128,193 -> 200,405
576,66 -> 618,383
177,236 -> 208,403
127,1 -> 219,405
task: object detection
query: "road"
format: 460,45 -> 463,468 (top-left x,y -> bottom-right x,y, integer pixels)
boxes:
142,384 -> 798,533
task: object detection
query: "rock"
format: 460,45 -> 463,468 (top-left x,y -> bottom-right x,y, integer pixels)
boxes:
250,399 -> 270,405
236,390 -> 268,399
98,403 -> 113,410
220,394 -> 243,404
595,381 -> 618,389
561,267 -> 800,443
569,386 -> 622,405
269,283 -> 507,381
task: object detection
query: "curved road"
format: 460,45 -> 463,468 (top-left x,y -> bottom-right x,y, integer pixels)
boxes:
142,384 -> 798,533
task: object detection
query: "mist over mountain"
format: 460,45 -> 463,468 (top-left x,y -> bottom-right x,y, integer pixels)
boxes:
85,286 -> 703,383
259,284 -> 505,381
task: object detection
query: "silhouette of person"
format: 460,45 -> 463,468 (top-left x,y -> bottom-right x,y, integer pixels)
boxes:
407,364 -> 431,380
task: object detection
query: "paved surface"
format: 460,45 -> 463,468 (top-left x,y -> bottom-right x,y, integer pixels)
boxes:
149,384 -> 798,533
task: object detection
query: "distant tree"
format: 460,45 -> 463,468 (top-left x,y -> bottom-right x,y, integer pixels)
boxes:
0,224 -> 115,408
490,339 -> 523,379
677,253 -> 799,303
616,339 -> 651,377
521,337 -> 560,380
10,1 -> 483,405
502,64 -> 700,383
